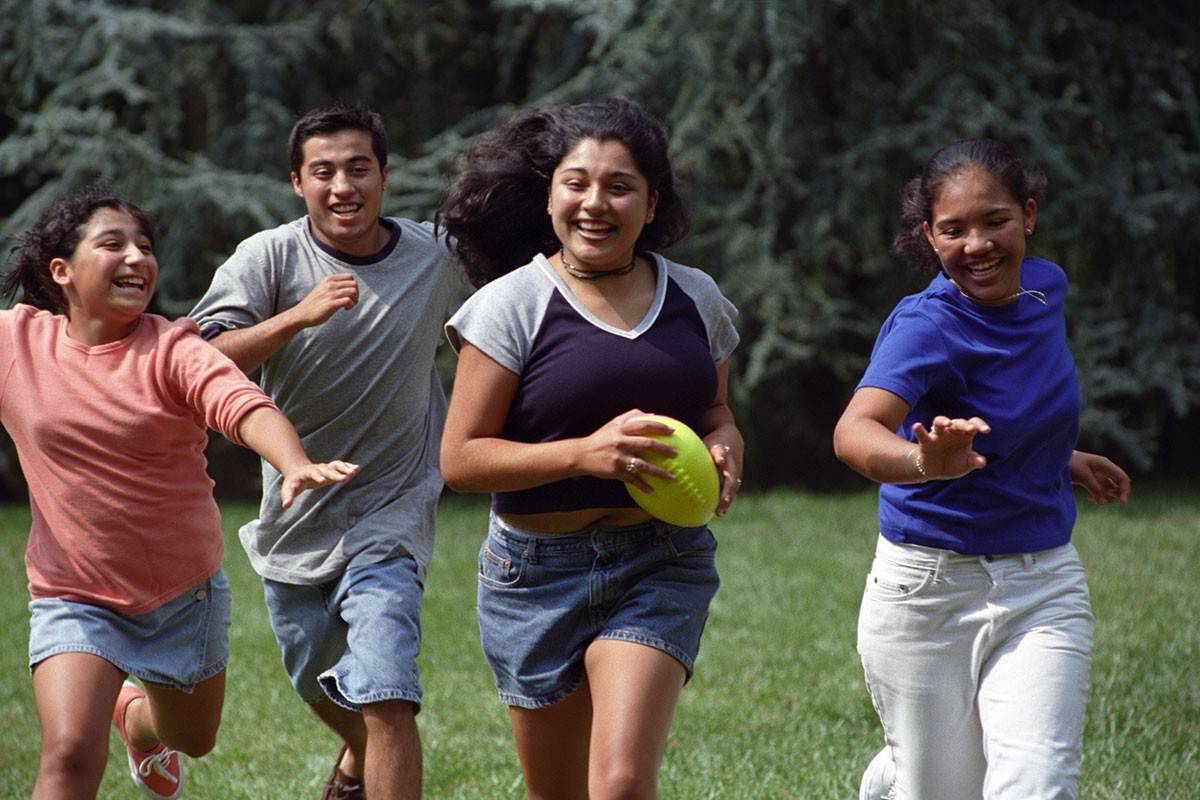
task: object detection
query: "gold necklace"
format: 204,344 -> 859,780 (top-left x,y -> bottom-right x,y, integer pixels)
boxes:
559,249 -> 637,280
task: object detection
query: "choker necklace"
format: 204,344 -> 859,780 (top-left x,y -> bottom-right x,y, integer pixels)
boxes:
559,249 -> 637,280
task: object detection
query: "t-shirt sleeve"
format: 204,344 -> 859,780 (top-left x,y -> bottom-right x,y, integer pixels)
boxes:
857,308 -> 953,409
163,320 -> 278,444
188,238 -> 277,336
444,271 -> 543,374
0,309 -> 15,408
667,262 -> 740,362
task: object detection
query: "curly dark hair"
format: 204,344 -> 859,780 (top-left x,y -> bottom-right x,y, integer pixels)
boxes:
3,187 -> 155,313
893,138 -> 1048,273
288,104 -> 388,175
436,97 -> 689,288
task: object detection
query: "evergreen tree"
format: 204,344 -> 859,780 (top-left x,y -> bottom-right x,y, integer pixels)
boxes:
1,0 -> 1197,493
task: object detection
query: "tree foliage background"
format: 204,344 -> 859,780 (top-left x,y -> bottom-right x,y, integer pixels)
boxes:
1,0 -> 1197,496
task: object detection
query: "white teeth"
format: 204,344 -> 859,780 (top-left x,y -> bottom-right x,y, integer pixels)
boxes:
968,258 -> 1002,273
332,204 -> 360,213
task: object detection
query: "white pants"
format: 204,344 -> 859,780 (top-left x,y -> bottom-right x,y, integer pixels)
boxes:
857,536 -> 1094,800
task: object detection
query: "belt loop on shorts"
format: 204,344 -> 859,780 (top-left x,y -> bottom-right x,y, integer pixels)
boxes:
1022,552 -> 1034,569
524,535 -> 539,565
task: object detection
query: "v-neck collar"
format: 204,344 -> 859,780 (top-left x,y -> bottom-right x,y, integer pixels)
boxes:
533,252 -> 667,339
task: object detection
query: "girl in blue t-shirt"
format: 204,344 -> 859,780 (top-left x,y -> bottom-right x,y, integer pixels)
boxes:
833,139 -> 1130,800
437,97 -> 743,798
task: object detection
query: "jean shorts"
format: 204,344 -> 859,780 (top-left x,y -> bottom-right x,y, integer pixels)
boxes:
478,513 -> 720,709
28,569 -> 231,692
263,555 -> 424,712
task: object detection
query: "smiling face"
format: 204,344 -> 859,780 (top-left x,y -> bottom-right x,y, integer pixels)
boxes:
292,128 -> 389,257
548,137 -> 658,271
923,166 -> 1037,306
49,207 -> 158,344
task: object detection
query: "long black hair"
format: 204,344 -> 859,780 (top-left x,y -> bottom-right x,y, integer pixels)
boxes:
3,187 -> 155,312
436,97 -> 689,288
893,138 -> 1047,273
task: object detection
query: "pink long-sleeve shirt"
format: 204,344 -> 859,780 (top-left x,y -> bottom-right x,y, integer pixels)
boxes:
0,305 -> 276,614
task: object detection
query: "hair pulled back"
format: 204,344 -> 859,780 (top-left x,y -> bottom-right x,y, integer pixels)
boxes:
893,138 -> 1047,273
436,97 -> 689,288
3,187 -> 155,313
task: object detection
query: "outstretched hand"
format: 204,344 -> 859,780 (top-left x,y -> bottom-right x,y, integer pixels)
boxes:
1069,450 -> 1131,506
280,460 -> 360,508
912,415 -> 990,480
579,409 -> 678,494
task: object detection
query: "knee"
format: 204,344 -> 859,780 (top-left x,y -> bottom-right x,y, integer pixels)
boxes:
37,729 -> 107,785
589,759 -> 657,800
162,727 -> 218,758
362,698 -> 417,731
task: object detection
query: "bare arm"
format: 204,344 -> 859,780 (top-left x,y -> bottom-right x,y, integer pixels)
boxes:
210,273 -> 359,373
833,387 -> 990,484
236,406 -> 359,508
439,344 -> 678,494
699,361 -> 744,515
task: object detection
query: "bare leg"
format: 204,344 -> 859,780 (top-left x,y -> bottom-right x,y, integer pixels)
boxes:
310,698 -> 368,780
508,678 -> 593,800
31,652 -> 125,800
361,699 -> 421,800
126,669 -> 226,757
584,639 -> 686,800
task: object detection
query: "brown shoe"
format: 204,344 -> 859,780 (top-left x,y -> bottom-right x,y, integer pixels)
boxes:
321,746 -> 364,800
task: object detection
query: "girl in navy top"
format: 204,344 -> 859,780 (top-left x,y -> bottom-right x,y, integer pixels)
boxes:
438,98 -> 743,798
834,139 -> 1130,800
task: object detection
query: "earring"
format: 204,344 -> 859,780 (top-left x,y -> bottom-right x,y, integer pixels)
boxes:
1025,228 -> 1033,235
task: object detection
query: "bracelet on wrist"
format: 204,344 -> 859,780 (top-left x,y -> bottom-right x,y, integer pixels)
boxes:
910,447 -> 929,482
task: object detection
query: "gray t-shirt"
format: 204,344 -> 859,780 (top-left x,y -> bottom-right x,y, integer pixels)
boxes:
190,217 -> 460,584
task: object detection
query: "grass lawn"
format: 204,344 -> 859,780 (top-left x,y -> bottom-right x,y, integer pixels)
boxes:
0,487 -> 1196,798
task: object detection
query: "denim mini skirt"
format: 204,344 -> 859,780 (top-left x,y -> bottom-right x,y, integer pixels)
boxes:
28,568 -> 231,692
477,513 -> 720,708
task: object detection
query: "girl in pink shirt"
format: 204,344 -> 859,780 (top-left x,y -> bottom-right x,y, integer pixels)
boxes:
3,188 -> 359,800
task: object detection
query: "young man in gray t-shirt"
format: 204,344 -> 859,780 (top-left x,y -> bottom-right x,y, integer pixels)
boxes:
190,105 -> 459,800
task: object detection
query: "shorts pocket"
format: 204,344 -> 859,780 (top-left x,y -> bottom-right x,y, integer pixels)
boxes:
478,544 -> 526,588
865,558 -> 937,602
667,526 -> 718,559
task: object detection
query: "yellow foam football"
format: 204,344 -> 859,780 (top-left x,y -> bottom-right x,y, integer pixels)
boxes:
625,414 -> 720,527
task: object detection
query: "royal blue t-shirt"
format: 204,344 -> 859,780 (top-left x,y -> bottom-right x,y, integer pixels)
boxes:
857,257 -> 1081,554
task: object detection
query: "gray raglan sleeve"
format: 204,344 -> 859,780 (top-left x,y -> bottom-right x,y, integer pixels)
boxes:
668,262 -> 740,362
444,268 -> 546,375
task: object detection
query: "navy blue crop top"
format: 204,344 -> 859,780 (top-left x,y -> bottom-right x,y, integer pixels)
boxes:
445,253 -> 739,514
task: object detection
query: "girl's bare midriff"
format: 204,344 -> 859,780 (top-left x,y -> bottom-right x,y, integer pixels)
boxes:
500,506 -> 653,534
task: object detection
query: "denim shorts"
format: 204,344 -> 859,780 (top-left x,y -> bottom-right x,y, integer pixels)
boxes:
263,555 -> 424,711
28,569 -> 231,692
478,513 -> 720,709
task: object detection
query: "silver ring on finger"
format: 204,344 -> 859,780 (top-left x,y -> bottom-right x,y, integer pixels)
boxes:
625,458 -> 639,474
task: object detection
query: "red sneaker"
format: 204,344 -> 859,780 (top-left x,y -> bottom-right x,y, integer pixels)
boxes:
112,680 -> 185,799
